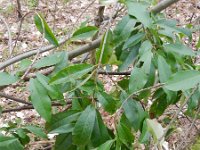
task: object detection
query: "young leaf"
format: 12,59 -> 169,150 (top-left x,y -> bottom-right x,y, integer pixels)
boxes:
164,43 -> 195,56
126,1 -> 152,27
29,79 -> 51,122
96,92 -> 117,114
0,135 -> 23,150
165,70 -> 200,91
72,105 -> 96,146
129,67 -> 148,93
25,125 -> 47,139
50,64 -> 94,85
0,72 -> 18,86
34,13 -> 58,46
72,26 -> 98,40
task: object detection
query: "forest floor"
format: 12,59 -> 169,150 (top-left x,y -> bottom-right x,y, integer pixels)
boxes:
0,0 -> 200,149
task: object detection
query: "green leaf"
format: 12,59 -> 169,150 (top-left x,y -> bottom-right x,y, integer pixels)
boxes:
46,110 -> 80,134
0,72 -> 18,86
91,110 -> 110,147
97,140 -> 115,150
113,15 -> 137,46
0,135 -> 23,150
50,64 -> 94,85
25,125 -> 47,139
119,44 -> 139,71
157,19 -> 192,39
34,13 -> 59,46
36,73 -> 63,100
139,40 -> 152,57
96,92 -> 117,114
55,133 -> 76,150
126,1 -> 152,27
122,33 -> 145,50
72,105 -> 96,146
96,30 -> 113,64
34,52 -> 66,69
157,55 -> 172,83
139,120 -> 151,144
165,70 -> 200,91
29,79 -> 51,122
164,43 -> 195,56
129,67 -> 148,93
72,26 -> 98,40
146,119 -> 164,143
121,92 -> 146,131
117,122 -> 134,146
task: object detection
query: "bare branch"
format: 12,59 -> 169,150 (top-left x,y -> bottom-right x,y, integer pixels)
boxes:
0,0 -> 180,70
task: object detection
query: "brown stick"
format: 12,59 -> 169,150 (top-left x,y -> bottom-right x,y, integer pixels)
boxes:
0,0 -> 180,70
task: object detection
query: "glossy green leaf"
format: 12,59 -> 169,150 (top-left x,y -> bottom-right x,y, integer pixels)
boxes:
122,33 -> 145,50
121,92 -> 146,131
72,105 -> 96,146
72,26 -> 98,40
0,135 -> 23,150
129,67 -> 148,93
165,70 -> 200,91
0,72 -> 18,86
34,52 -> 66,69
96,92 -> 117,114
34,14 -> 58,46
29,79 -> 51,122
126,1 -> 152,27
113,15 -> 137,46
25,125 -> 47,139
164,43 -> 195,56
91,110 -> 110,147
97,140 -> 115,150
50,64 -> 94,85
46,110 -> 80,134
157,55 -> 172,83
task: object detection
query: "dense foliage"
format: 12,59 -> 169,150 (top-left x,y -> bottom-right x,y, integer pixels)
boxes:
0,0 -> 200,149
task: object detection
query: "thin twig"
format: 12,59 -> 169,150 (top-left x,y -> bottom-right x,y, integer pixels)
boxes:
157,86 -> 199,145
21,13 -> 46,80
2,102 -> 71,113
0,15 -> 13,70
0,92 -> 31,105
176,103 -> 200,150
